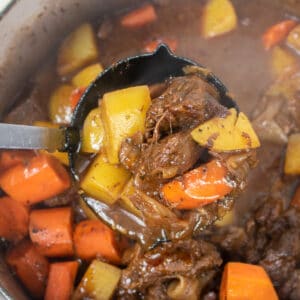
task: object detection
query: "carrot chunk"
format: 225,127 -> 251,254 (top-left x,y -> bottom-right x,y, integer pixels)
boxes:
70,86 -> 86,110
0,153 -> 71,206
162,159 -> 233,209
120,4 -> 157,28
29,207 -> 74,257
144,38 -> 178,53
6,240 -> 49,299
220,262 -> 278,300
74,219 -> 121,264
0,150 -> 35,171
291,185 -> 300,208
0,196 -> 29,242
262,19 -> 297,50
45,261 -> 79,300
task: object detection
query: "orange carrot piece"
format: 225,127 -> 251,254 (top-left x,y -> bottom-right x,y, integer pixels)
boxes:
162,159 -> 233,209
29,207 -> 74,257
44,261 -> 78,300
120,4 -> 157,28
6,240 -> 49,299
144,37 -> 178,53
220,262 -> 278,300
0,150 -> 35,171
262,19 -> 297,50
291,185 -> 300,208
74,219 -> 121,264
0,196 -> 29,242
0,153 -> 71,206
70,86 -> 86,110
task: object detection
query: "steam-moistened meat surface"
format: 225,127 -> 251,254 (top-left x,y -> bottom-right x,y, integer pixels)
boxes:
3,0 -> 300,299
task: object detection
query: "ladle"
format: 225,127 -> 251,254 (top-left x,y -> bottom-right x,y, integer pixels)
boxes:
0,44 -> 237,178
0,44 -> 238,247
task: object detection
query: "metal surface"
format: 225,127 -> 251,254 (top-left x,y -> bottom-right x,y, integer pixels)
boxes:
0,123 -> 64,151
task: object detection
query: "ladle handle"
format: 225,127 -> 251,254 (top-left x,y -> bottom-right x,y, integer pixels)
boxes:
0,123 -> 79,152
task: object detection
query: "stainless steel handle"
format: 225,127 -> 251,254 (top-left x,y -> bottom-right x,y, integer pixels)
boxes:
0,123 -> 66,151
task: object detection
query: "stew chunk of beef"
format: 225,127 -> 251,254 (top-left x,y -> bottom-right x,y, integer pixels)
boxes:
120,131 -> 203,196
145,74 -> 227,139
118,239 -> 222,299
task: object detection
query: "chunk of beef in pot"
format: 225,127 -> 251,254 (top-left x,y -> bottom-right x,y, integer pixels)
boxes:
118,239 -> 222,299
252,71 -> 300,144
120,131 -> 203,197
145,74 -> 227,140
279,269 -> 300,300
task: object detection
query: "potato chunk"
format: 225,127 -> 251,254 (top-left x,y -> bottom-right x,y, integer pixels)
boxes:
80,154 -> 131,204
81,107 -> 105,153
57,23 -> 98,76
201,0 -> 237,39
72,63 -> 103,87
191,108 -> 260,151
271,46 -> 297,78
284,133 -> 300,175
73,259 -> 121,300
49,84 -> 73,124
102,85 -> 151,163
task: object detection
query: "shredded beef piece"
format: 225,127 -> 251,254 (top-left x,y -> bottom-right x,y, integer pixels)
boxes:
145,74 -> 226,140
279,269 -> 300,300
118,239 -> 222,298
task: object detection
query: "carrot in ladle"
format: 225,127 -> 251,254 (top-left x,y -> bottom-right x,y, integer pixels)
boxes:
29,206 -> 74,257
120,4 -> 157,28
0,196 -> 29,243
0,153 -> 71,206
44,261 -> 79,300
6,240 -> 49,299
162,159 -> 233,209
262,19 -> 297,50
74,219 -> 121,264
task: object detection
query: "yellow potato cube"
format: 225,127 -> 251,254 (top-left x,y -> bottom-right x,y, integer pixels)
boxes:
119,179 -> 142,217
57,23 -> 99,76
49,84 -> 74,124
34,121 -> 69,165
284,133 -> 300,175
72,63 -> 104,87
271,46 -> 297,78
201,0 -> 237,39
102,85 -> 151,164
191,108 -> 260,151
81,107 -> 105,153
73,259 -> 121,300
80,154 -> 131,204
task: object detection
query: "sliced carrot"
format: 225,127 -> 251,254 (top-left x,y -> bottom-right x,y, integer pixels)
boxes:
262,19 -> 297,50
29,207 -> 74,257
74,219 -> 121,264
291,185 -> 300,208
0,153 -> 71,206
45,261 -> 79,300
0,150 -> 35,171
120,4 -> 157,28
162,159 -> 233,209
144,37 -> 178,53
0,196 -> 29,243
6,240 -> 49,299
70,86 -> 86,110
220,262 -> 278,300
